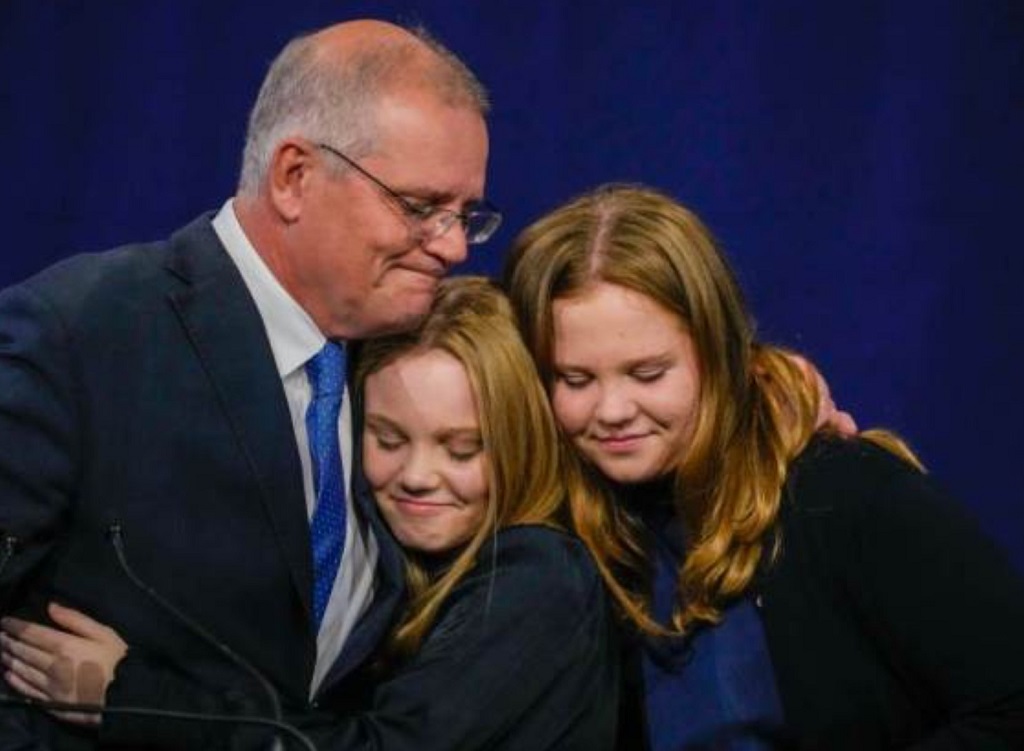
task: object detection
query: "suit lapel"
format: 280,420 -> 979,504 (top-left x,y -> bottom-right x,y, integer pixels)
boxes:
164,220 -> 315,617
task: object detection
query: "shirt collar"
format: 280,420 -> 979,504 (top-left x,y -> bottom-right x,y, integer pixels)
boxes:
212,198 -> 325,377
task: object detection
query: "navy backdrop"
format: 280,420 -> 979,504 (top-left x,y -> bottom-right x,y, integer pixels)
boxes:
1,2 -> 1021,567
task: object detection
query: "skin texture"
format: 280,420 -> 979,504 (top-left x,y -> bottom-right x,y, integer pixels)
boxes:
551,282 -> 703,484
363,349 -> 488,554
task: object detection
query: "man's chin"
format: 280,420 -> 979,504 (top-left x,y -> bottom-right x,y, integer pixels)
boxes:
374,301 -> 435,336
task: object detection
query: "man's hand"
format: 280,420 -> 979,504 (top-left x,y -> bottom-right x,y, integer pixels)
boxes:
789,353 -> 858,435
1,602 -> 128,726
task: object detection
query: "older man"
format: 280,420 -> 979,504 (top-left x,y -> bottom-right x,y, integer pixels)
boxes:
0,19 -> 499,748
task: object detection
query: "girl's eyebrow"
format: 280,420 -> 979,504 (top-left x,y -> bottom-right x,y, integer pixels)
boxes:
364,413 -> 402,431
438,428 -> 483,443
554,352 -> 675,370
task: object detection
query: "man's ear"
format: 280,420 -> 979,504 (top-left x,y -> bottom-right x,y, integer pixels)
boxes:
267,139 -> 313,223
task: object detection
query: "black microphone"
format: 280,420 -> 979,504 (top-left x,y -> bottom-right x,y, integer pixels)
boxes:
107,521 -> 286,750
0,532 -> 17,581
0,693 -> 316,751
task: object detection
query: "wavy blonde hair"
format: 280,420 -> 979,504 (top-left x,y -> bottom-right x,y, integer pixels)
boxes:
503,184 -> 920,636
356,276 -> 591,655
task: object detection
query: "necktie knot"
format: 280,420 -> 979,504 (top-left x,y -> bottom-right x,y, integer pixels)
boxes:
307,341 -> 346,399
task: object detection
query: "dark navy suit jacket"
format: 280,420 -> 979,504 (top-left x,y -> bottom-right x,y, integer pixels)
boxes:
0,214 -> 405,749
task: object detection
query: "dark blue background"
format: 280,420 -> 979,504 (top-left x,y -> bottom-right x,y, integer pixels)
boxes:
1,2 -> 1021,566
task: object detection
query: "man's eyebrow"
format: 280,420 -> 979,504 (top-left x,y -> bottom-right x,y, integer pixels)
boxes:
397,186 -> 482,207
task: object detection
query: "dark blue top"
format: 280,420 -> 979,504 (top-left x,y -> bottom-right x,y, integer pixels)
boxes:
639,492 -> 785,751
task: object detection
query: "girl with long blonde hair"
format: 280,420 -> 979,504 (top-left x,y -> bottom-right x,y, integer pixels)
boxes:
504,183 -> 1024,750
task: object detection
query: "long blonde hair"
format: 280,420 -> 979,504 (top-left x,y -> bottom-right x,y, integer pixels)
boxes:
503,184 -> 920,636
356,276 -> 590,655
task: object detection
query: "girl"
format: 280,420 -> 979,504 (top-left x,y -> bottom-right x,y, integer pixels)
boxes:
503,183 -> 1024,750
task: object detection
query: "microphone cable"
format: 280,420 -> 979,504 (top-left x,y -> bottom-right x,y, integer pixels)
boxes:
0,693 -> 315,751
107,522 -> 286,749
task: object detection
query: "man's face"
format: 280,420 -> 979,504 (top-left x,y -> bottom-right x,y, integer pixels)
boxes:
284,90 -> 489,339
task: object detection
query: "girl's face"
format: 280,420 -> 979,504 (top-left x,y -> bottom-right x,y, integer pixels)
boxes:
363,348 -> 489,554
551,282 -> 702,484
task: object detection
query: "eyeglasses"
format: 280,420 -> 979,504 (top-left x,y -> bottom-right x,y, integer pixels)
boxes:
315,142 -> 502,245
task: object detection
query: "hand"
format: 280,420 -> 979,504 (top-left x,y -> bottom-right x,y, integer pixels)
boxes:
0,602 -> 128,726
789,353 -> 858,435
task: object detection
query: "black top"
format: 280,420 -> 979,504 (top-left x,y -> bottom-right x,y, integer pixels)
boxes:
296,523 -> 621,751
622,435 -> 1024,750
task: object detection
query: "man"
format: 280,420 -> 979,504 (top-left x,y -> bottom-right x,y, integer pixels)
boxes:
0,18 -> 499,748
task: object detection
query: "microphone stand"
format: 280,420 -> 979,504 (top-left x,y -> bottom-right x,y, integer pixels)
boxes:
108,522 -> 286,750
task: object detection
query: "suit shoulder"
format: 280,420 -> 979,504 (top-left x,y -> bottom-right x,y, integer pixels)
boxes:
7,214 -> 220,317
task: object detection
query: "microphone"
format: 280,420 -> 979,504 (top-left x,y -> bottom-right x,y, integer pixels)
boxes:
0,693 -> 316,751
106,522 -> 286,750
0,532 -> 17,581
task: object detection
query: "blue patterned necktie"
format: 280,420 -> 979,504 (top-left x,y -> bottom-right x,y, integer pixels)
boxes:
305,341 -> 347,630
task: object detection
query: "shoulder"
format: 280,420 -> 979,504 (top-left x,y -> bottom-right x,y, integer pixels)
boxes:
783,434 -> 930,521
774,435 -> 941,578
5,213 -> 221,315
777,434 -> 1012,581
789,434 -> 918,492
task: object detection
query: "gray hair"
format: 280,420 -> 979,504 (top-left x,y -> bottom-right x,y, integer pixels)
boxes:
237,25 -> 490,195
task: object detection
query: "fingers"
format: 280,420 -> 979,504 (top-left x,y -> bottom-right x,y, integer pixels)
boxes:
1,630 -> 77,695
1,615 -> 107,728
1,605 -> 125,723
0,627 -> 54,672
1,637 -> 53,696
47,602 -> 117,642
48,603 -> 128,655
4,663 -> 101,726
1,614 -> 74,653
834,410 -> 858,435
3,658 -> 51,703
789,353 -> 816,383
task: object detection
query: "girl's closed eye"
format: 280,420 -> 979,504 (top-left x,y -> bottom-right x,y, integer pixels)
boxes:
446,439 -> 483,463
632,366 -> 667,383
373,430 -> 406,451
556,370 -> 592,389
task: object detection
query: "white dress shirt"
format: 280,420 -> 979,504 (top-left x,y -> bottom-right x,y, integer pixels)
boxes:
212,200 -> 377,695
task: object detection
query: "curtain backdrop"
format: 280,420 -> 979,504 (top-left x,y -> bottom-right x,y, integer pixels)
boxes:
1,1 -> 1020,567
